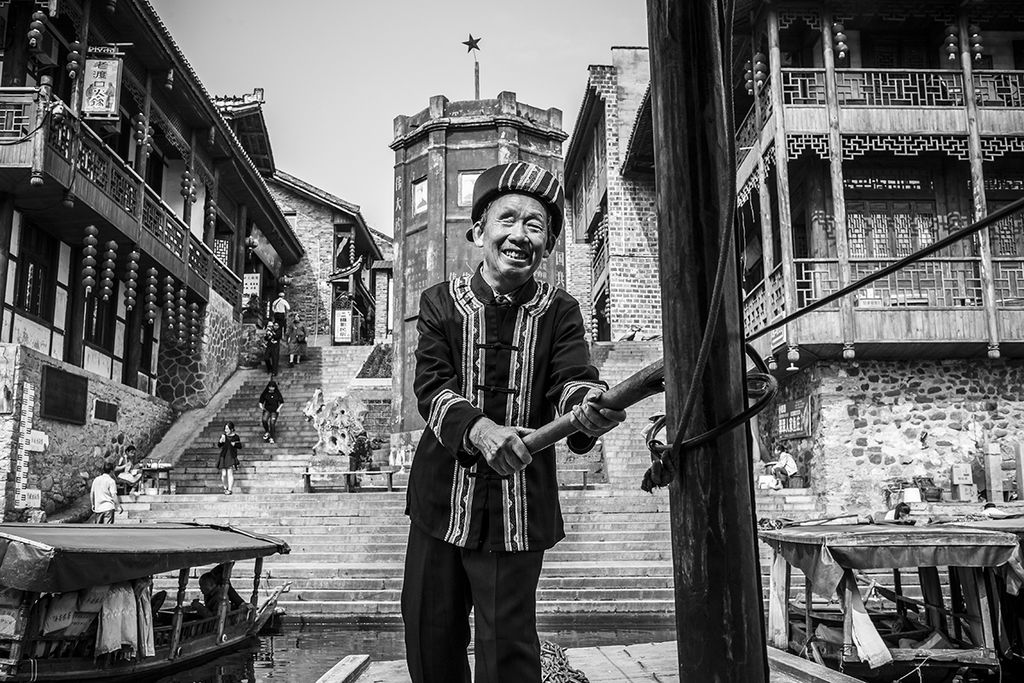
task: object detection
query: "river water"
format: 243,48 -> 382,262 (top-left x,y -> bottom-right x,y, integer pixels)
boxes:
153,623 -> 678,682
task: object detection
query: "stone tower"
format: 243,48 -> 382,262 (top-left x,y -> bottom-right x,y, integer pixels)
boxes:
390,91 -> 567,447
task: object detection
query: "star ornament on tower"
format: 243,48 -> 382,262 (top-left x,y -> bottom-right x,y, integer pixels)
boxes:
463,34 -> 481,54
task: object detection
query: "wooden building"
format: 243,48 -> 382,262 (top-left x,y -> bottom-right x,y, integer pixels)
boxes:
604,0 -> 1024,512
389,92 -> 567,447
0,0 -> 301,514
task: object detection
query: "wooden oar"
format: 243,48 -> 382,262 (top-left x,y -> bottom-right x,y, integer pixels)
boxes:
521,358 -> 665,454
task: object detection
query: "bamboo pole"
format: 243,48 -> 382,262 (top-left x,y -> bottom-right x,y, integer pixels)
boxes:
646,1 -> 768,680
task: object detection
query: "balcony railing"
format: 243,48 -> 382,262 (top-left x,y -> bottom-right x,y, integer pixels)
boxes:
745,265 -> 786,337
49,113 -> 141,215
974,70 -> 1024,108
0,88 -> 35,140
141,187 -> 187,259
781,68 -> 965,108
735,106 -> 758,166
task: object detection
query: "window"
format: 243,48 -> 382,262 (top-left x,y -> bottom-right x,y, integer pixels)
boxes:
458,171 -> 482,207
84,286 -> 118,352
412,177 -> 427,214
14,225 -> 57,320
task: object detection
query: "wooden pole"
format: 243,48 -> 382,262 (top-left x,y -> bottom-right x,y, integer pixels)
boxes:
646,1 -> 768,680
168,567 -> 189,659
250,556 -> 264,608
959,14 -> 1000,358
216,561 -> 234,641
820,11 -> 855,358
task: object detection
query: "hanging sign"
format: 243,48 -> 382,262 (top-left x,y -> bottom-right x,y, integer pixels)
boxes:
333,309 -> 352,344
777,398 -> 811,439
81,50 -> 123,120
243,273 -> 262,306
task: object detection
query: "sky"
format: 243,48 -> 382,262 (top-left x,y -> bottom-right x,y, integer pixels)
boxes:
150,0 -> 650,236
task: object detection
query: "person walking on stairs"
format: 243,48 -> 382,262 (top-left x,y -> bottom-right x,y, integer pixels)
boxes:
264,321 -> 283,375
287,313 -> 307,367
259,379 -> 284,445
401,162 -> 626,683
271,291 -> 291,329
216,422 -> 242,495
89,461 -> 122,523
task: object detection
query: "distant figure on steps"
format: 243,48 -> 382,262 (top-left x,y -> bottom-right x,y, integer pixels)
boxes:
216,422 -> 242,495
259,380 -> 284,445
287,312 -> 308,367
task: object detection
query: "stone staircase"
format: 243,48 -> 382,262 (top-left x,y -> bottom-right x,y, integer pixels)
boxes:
124,484 -> 820,621
169,345 -> 374,495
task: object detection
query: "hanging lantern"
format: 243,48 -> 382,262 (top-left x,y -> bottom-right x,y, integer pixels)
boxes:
162,276 -> 177,329
205,195 -> 218,232
179,169 -> 193,201
145,268 -> 159,324
176,288 -> 188,342
786,345 -> 800,372
944,25 -> 959,61
188,302 -> 201,349
349,236 -> 356,264
131,113 -> 152,157
99,240 -> 117,301
969,24 -> 983,61
752,53 -> 768,89
832,22 -> 848,61
62,189 -> 74,208
66,41 -> 82,80
27,11 -> 45,51
743,60 -> 754,96
82,225 -> 99,294
124,249 -> 140,311
105,0 -> 117,14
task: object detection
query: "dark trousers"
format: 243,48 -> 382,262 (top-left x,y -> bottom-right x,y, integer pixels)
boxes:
261,410 -> 279,439
265,343 -> 279,374
89,510 -> 114,524
402,524 -> 544,683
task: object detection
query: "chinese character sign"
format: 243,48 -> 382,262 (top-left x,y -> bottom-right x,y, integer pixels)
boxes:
777,398 -> 811,439
82,57 -> 122,118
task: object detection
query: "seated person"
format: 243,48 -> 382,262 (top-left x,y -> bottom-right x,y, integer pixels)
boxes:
115,446 -> 143,494
766,444 -> 798,489
869,502 -> 914,525
191,565 -> 245,618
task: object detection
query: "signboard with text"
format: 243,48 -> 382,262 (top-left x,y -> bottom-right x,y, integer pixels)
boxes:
81,53 -> 122,119
777,398 -> 811,439
243,273 -> 262,306
333,309 -> 352,344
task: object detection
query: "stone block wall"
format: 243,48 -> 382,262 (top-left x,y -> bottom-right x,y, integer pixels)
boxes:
564,241 -> 592,340
267,182 -> 339,338
2,345 -> 174,516
156,291 -> 242,411
373,268 -> 392,343
759,359 -> 1024,515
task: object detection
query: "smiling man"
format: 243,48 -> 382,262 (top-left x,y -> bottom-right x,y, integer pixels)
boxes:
402,162 -> 626,683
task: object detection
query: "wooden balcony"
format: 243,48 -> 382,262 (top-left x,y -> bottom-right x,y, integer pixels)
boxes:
0,88 -> 241,308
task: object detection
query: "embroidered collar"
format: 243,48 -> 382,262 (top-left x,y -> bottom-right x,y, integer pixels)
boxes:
470,266 -> 538,307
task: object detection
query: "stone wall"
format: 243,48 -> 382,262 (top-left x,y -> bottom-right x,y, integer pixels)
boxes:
156,294 -> 242,411
759,359 -> 1024,515
2,345 -> 174,516
267,183 -> 334,337
564,241 -> 593,340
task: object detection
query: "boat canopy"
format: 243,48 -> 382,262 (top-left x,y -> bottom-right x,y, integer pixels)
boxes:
0,523 -> 290,593
760,524 -> 1024,598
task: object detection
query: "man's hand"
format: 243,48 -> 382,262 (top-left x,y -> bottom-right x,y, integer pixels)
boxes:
468,417 -> 534,476
570,387 -> 627,437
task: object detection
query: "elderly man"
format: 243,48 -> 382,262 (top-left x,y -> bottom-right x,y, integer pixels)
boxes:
402,162 -> 626,683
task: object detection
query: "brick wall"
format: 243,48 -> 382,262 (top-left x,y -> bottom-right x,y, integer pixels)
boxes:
373,269 -> 391,343
759,359 -> 1024,515
564,241 -> 592,339
266,184 -> 334,337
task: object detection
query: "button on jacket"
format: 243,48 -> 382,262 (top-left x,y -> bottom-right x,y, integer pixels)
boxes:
407,269 -> 605,552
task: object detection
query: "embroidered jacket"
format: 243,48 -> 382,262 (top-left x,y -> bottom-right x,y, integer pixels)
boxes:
406,269 -> 605,552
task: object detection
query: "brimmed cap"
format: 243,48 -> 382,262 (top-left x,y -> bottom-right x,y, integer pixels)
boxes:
466,162 -> 564,242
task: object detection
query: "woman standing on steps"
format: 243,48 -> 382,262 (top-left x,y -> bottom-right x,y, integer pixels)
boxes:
216,422 -> 242,495
259,379 -> 285,445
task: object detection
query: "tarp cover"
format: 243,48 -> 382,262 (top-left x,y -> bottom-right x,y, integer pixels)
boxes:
0,523 -> 289,593
759,524 -> 1022,598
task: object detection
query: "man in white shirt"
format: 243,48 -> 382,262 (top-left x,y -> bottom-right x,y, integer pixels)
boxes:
271,291 -> 290,328
770,444 -> 798,489
89,461 -> 122,523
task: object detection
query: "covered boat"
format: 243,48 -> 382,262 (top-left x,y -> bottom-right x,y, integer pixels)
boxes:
0,522 -> 290,681
760,523 -> 1024,682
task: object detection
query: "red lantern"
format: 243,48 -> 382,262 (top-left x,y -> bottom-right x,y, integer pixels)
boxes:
82,225 -> 99,294
125,248 -> 140,311
145,268 -> 159,323
99,240 -> 117,301
67,41 -> 82,80
162,276 -> 177,328
27,12 -> 45,51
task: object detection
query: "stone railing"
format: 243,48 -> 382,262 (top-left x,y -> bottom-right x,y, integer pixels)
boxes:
973,70 -> 1024,108
781,68 -> 965,108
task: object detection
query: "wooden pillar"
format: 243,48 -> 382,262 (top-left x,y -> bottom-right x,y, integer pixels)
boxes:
134,71 -> 153,220
29,75 -> 52,186
767,9 -> 800,355
235,203 -> 248,276
250,557 -> 264,608
0,195 -> 15,334
168,567 -> 189,659
67,223 -> 91,367
751,29 -> 774,280
182,130 -> 197,227
820,11 -> 856,359
122,285 -> 144,389
204,167 -> 220,248
959,14 -> 1000,358
1,1 -> 33,87
646,1 -> 768,680
215,561 -> 234,641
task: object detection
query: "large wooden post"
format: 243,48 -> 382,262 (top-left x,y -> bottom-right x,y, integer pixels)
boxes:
959,14 -> 1000,358
646,2 -> 768,681
820,12 -> 856,358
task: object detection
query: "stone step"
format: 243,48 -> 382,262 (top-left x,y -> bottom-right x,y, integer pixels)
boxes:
275,599 -> 674,616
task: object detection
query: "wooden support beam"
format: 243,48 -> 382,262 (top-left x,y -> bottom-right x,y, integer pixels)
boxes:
646,1 -> 768,680
958,14 -> 1000,358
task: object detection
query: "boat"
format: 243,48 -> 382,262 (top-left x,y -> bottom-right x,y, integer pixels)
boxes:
0,522 -> 290,681
951,517 -> 1024,676
760,523 -> 1024,682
